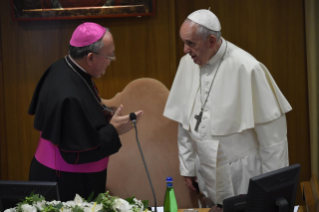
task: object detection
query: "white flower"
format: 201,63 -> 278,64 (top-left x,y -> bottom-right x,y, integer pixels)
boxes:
133,198 -> 143,208
134,208 -> 143,212
21,204 -> 37,212
74,194 -> 83,205
4,208 -> 17,212
33,200 -> 46,210
84,202 -> 103,212
3,192 -> 146,212
60,208 -> 73,212
113,198 -> 133,212
63,194 -> 84,208
64,201 -> 76,207
47,200 -> 61,206
82,202 -> 94,207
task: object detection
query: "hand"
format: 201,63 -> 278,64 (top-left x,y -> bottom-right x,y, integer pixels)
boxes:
183,176 -> 198,193
208,206 -> 223,212
110,105 -> 143,135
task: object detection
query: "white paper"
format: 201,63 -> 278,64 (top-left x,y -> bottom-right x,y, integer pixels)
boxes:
152,206 -> 300,212
151,206 -> 164,212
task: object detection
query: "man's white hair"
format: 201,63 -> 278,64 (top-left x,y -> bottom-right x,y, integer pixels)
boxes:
187,19 -> 221,41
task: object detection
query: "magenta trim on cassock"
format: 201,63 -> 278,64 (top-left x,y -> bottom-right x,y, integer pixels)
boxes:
35,133 -> 109,173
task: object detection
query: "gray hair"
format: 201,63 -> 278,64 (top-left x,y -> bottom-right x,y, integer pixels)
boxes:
68,27 -> 109,59
187,19 -> 221,41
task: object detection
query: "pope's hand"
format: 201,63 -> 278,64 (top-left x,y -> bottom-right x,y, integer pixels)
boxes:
110,104 -> 143,135
183,176 -> 198,193
208,206 -> 223,212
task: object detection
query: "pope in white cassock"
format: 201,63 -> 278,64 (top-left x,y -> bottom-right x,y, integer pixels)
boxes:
163,9 -> 292,211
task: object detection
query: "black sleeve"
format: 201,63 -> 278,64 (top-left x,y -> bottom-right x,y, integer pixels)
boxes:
30,64 -> 123,164
56,95 -> 122,164
60,124 -> 122,164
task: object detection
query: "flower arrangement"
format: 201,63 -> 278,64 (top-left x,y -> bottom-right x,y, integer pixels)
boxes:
4,191 -> 149,212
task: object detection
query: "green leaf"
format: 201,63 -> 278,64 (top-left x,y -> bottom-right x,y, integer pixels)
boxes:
87,191 -> 94,202
32,194 -> 45,202
125,196 -> 135,204
94,193 -> 104,204
142,200 -> 149,209
42,204 -> 60,212
54,203 -> 63,210
30,190 -> 35,196
73,205 -> 85,212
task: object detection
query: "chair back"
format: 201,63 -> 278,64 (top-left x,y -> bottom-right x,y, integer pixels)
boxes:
103,78 -> 198,208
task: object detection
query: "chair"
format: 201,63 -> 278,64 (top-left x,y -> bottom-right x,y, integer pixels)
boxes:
103,78 -> 198,208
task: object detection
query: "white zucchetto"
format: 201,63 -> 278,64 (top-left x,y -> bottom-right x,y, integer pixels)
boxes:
187,9 -> 221,31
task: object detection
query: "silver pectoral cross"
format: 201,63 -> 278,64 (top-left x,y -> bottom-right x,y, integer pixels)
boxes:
194,110 -> 203,132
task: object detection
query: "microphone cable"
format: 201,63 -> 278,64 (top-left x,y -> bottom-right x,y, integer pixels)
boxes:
130,113 -> 157,212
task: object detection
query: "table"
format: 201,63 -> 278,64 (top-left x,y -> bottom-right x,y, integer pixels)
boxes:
297,206 -> 307,212
178,206 -> 306,212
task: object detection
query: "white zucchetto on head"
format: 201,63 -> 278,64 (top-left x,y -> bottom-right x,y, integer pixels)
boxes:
187,9 -> 221,31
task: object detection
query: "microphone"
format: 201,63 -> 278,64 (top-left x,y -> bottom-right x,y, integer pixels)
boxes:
129,112 -> 157,212
129,113 -> 137,123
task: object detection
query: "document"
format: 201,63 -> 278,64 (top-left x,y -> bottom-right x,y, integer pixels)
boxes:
151,207 -> 164,212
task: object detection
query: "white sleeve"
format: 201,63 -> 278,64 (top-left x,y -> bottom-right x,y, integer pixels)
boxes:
178,123 -> 197,176
254,114 -> 289,174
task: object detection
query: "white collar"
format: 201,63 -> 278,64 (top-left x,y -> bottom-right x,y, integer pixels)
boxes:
68,55 -> 88,74
204,38 -> 227,67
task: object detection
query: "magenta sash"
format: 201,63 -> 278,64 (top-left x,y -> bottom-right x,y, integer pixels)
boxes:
35,134 -> 109,173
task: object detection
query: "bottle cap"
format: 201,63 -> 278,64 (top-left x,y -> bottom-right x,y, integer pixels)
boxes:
166,177 -> 173,182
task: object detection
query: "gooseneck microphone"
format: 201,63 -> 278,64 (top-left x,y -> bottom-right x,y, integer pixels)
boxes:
129,113 -> 157,212
129,113 -> 137,124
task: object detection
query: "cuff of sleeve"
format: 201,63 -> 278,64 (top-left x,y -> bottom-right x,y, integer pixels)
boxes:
260,139 -> 289,173
180,169 -> 196,177
100,124 -> 122,154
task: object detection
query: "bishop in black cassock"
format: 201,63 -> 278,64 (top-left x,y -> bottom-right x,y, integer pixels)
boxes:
28,22 -> 143,202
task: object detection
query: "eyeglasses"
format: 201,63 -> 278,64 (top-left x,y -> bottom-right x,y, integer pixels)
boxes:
92,52 -> 116,61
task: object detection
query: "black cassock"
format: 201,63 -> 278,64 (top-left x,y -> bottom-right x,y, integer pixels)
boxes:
28,56 -> 121,201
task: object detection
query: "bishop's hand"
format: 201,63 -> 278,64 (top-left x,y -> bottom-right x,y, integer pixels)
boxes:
110,104 -> 143,135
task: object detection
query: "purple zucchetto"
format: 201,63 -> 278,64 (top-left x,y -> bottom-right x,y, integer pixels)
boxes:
70,22 -> 106,47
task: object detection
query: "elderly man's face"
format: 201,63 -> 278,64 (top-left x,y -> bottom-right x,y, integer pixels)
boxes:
180,20 -> 211,66
91,32 -> 115,79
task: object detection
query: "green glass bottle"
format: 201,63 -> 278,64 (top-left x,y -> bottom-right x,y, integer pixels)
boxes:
164,177 -> 178,212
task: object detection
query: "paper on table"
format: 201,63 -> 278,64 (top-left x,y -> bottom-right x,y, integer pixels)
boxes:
152,206 -> 299,212
151,206 -> 164,212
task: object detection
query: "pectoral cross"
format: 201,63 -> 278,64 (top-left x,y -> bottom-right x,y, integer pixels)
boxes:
194,110 -> 203,132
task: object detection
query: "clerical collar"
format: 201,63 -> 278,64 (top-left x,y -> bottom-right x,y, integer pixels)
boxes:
66,55 -> 91,80
204,37 -> 227,67
68,55 -> 88,74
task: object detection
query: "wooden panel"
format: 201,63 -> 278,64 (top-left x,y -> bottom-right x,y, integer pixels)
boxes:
95,0 -> 177,97
0,0 -> 176,181
310,174 -> 319,212
0,15 -> 8,180
298,206 -> 307,212
0,0 -> 311,206
303,181 -> 316,212
174,0 -> 310,205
